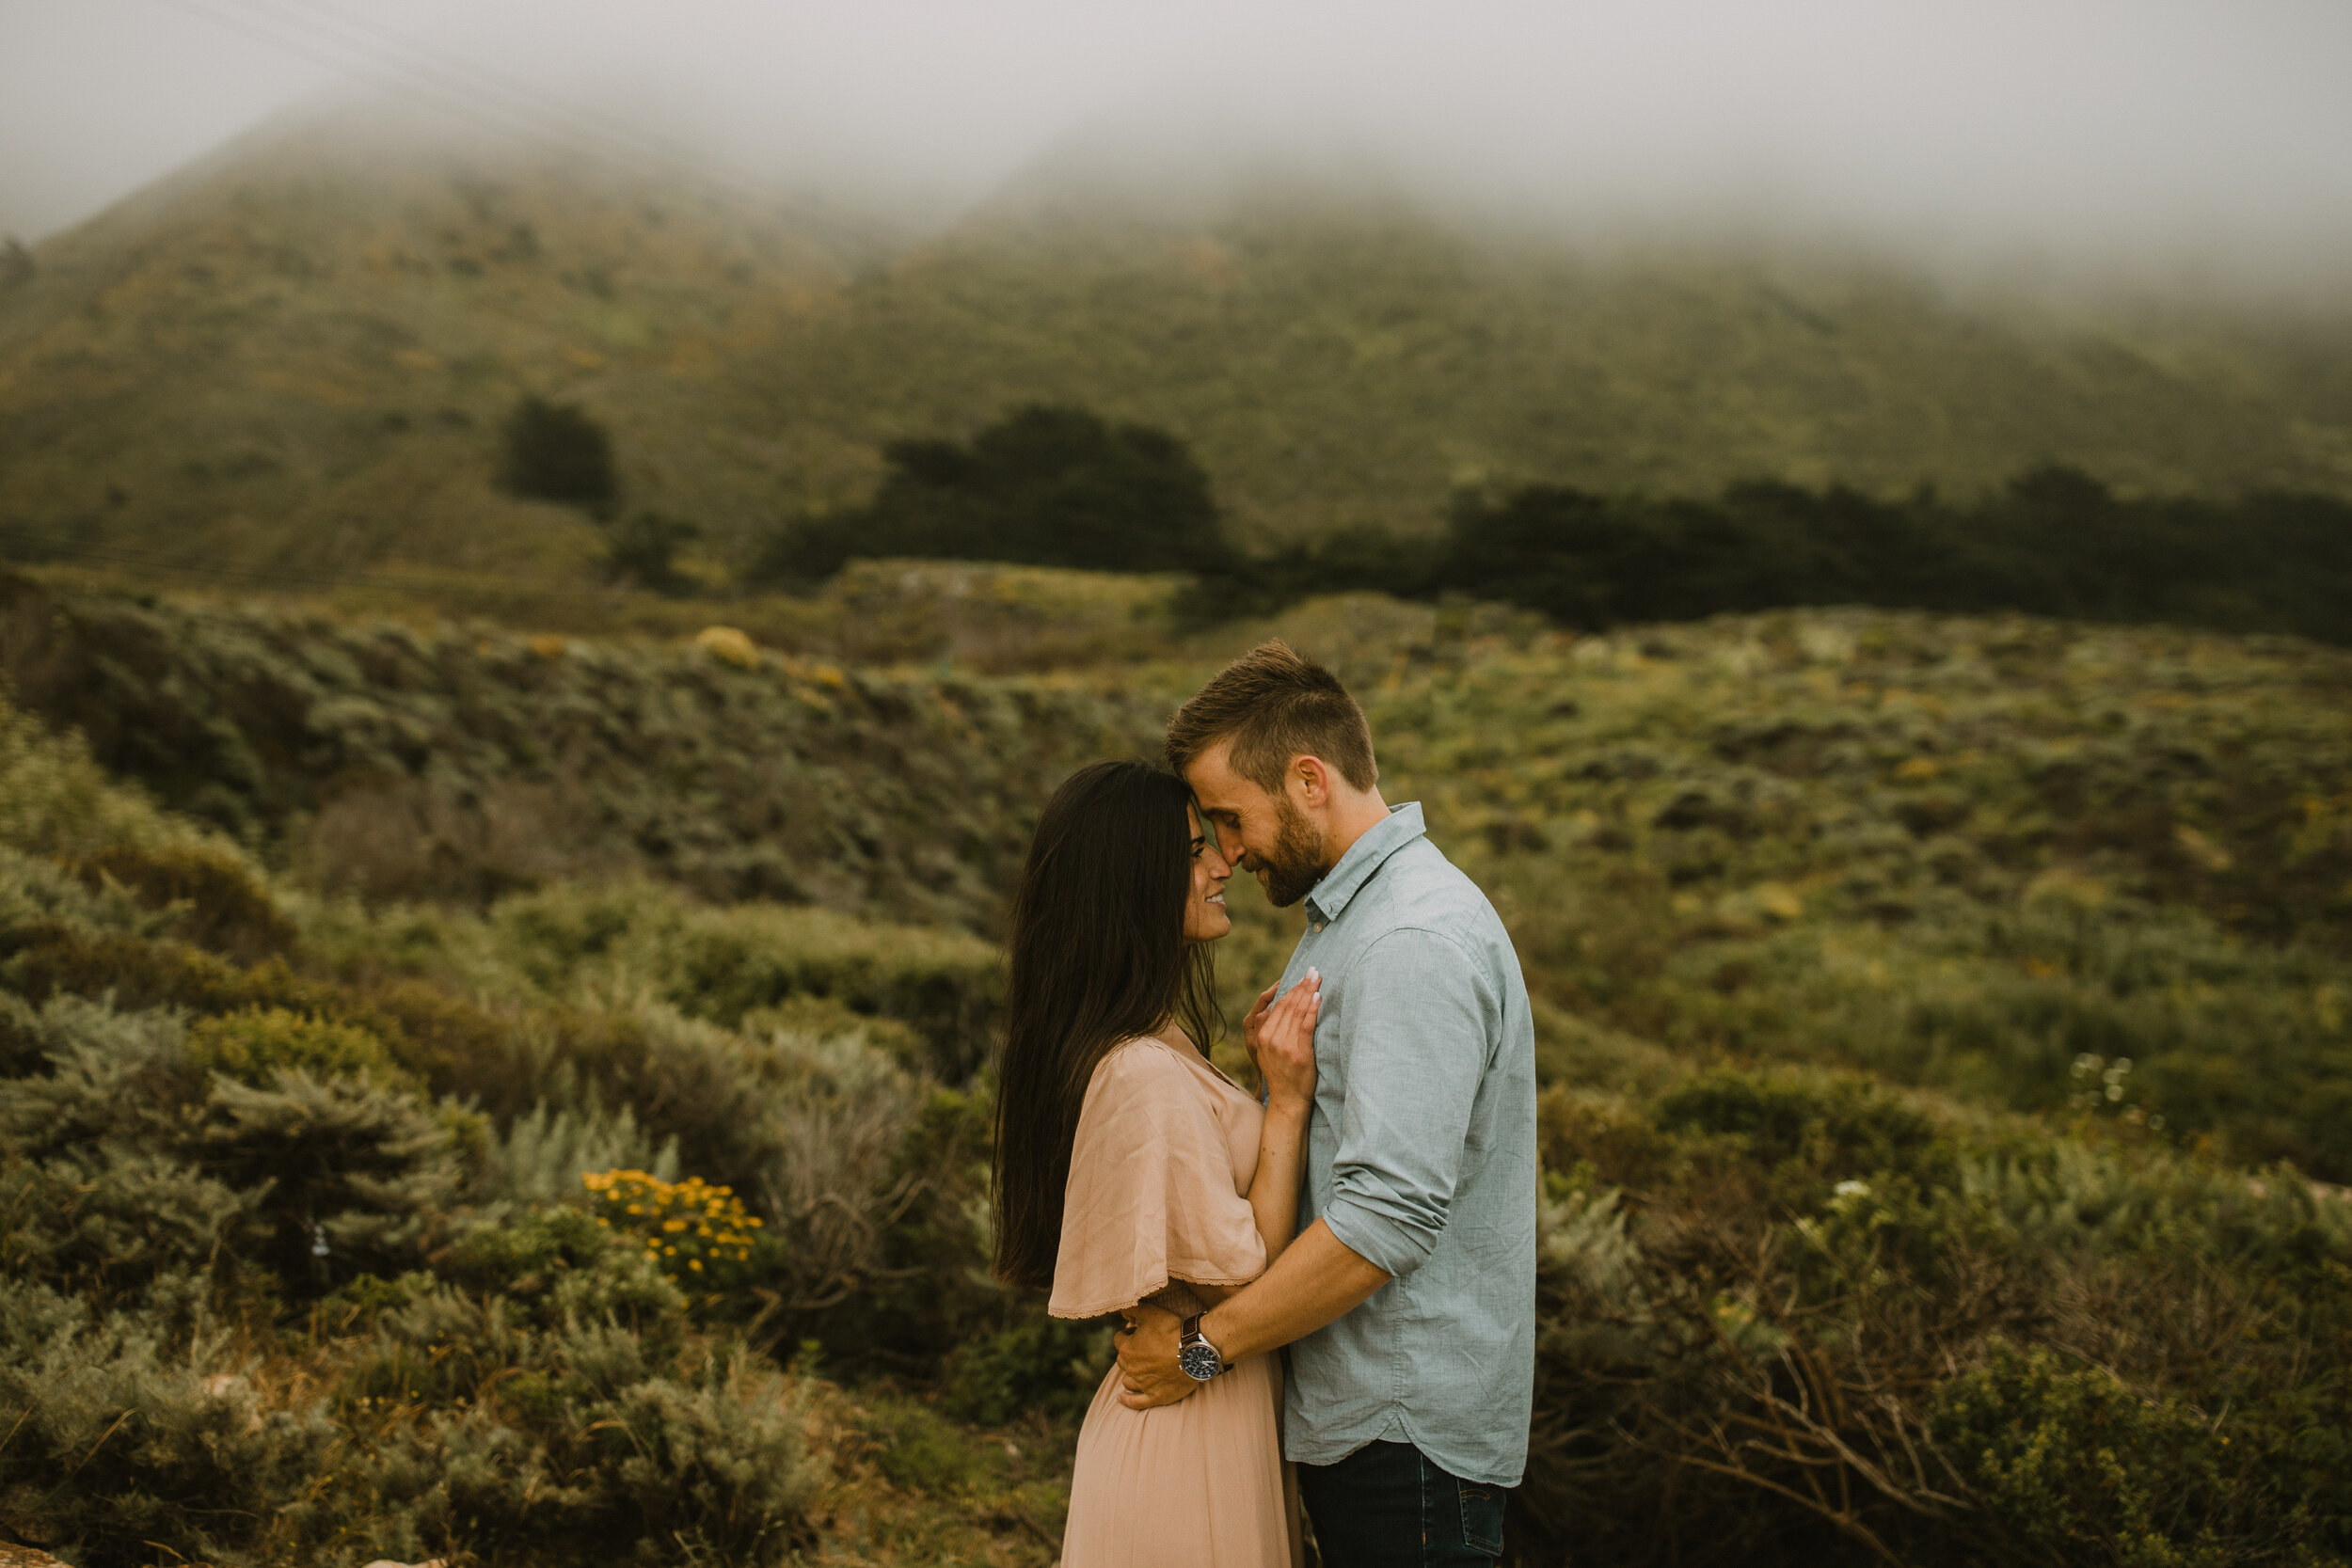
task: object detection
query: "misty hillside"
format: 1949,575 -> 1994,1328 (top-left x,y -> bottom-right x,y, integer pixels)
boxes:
0,108 -> 870,582
5,105 -> 2352,584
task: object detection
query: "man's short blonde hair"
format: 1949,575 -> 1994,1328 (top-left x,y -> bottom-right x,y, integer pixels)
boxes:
1165,640 -> 1377,794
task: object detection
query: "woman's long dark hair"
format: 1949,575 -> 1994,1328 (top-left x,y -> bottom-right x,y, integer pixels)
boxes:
991,760 -> 1223,1291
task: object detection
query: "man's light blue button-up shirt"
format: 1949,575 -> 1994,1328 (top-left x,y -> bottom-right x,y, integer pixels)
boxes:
1277,801 -> 1537,1487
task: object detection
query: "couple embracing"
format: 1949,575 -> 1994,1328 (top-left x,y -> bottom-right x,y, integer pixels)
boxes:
993,641 -> 1537,1567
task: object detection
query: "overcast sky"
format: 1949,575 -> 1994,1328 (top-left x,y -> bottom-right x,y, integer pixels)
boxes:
5,0 -> 2351,284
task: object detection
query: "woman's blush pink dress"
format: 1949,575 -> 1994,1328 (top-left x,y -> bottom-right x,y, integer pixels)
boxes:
1050,1035 -> 1300,1567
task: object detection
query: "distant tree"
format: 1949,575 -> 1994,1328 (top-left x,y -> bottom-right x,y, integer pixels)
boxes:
602,512 -> 700,595
757,404 -> 1231,582
0,236 -> 31,290
1432,469 -> 2352,644
499,395 -> 616,514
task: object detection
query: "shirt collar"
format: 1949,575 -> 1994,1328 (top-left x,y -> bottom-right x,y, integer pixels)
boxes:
1305,802 -> 1425,926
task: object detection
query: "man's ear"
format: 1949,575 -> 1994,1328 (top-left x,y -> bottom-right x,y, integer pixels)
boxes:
1294,755 -> 1333,809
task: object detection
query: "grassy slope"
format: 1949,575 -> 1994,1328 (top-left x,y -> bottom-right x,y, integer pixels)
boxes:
4,587 -> 2349,1563
1303,598 -> 2352,1175
8,561 -> 2347,1174
0,565 -> 1168,928
755,203 -> 2352,544
0,110 -> 873,581
6,116 -> 2352,586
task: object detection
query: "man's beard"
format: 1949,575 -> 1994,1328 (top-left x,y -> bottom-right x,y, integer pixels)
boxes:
1249,797 -> 1330,909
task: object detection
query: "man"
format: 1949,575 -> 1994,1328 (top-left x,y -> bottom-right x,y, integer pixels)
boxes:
1117,640 -> 1538,1566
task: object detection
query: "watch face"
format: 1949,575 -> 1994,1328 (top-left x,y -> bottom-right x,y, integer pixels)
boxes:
1179,1340 -> 1223,1381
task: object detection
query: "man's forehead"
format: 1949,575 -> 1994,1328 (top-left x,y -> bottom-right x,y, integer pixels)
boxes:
1182,742 -> 1256,809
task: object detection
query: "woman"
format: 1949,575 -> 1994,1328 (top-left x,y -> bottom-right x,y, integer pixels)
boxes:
993,760 -> 1321,1567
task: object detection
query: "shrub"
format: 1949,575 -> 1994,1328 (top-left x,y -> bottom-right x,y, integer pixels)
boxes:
0,1141 -> 256,1310
499,395 -> 615,513
4,578 -> 1163,925
4,925 -> 323,1022
811,1081 -> 1006,1373
342,1297 -> 815,1566
356,1209 -> 689,1359
1930,1342 -> 2240,1567
764,404 -> 1229,581
1516,1068 -> 2352,1567
584,1168 -> 767,1295
184,1005 -> 415,1093
0,693 -> 220,863
939,1313 -> 1116,1427
474,1100 -> 679,1206
477,883 -> 1005,1080
1655,1067 -> 1953,1198
0,1277 -> 342,1564
65,841 -> 295,962
602,510 -> 701,594
0,1001 -> 464,1294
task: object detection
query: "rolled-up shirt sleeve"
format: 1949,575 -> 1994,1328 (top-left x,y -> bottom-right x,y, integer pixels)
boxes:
1318,927 -> 1494,1279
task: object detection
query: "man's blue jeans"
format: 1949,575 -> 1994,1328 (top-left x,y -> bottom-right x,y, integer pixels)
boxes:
1297,1440 -> 1508,1566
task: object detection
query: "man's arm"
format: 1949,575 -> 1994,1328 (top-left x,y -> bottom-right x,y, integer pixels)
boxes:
1117,1218 -> 1390,1409
1117,926 -> 1492,1408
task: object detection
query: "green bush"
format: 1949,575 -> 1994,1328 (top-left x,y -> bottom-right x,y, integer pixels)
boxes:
185,1006 -> 415,1093
0,1276 -> 342,1565
9,589 -> 2352,1563
1931,1343 -> 2242,1567
0,693 -> 224,863
65,841 -> 296,962
436,1207 -> 689,1332
472,1099 -> 680,1206
478,881 -> 1006,1079
1518,1064 -> 2352,1567
764,404 -> 1226,581
940,1313 -> 1116,1427
0,998 -> 463,1297
499,394 -> 616,513
0,1140 -> 255,1310
341,1293 -> 814,1566
601,510 -> 701,594
1655,1067 -> 1955,1198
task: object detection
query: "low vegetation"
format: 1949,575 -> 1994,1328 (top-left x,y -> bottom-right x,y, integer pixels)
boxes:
0,564 -> 1163,919
0,694 -> 1079,1565
3,578 -> 2348,1565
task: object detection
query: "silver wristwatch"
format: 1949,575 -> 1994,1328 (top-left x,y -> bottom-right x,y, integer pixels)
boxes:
1178,1313 -> 1227,1381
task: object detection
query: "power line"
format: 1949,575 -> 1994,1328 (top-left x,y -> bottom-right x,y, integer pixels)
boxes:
146,0 -> 859,242
259,0 -> 753,182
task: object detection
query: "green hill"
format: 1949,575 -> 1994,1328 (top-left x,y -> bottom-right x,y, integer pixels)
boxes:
0,108 -> 872,583
5,109 -> 2351,589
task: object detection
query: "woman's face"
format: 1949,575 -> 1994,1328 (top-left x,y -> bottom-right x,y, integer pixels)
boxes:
1182,805 -> 1233,944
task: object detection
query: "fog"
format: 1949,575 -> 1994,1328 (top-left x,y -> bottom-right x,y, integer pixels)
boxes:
5,0 -> 2351,288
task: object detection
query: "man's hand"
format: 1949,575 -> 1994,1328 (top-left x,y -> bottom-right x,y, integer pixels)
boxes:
1113,1304 -> 1200,1410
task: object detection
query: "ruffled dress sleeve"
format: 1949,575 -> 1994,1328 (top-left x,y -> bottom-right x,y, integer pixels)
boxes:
1047,1039 -> 1268,1319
